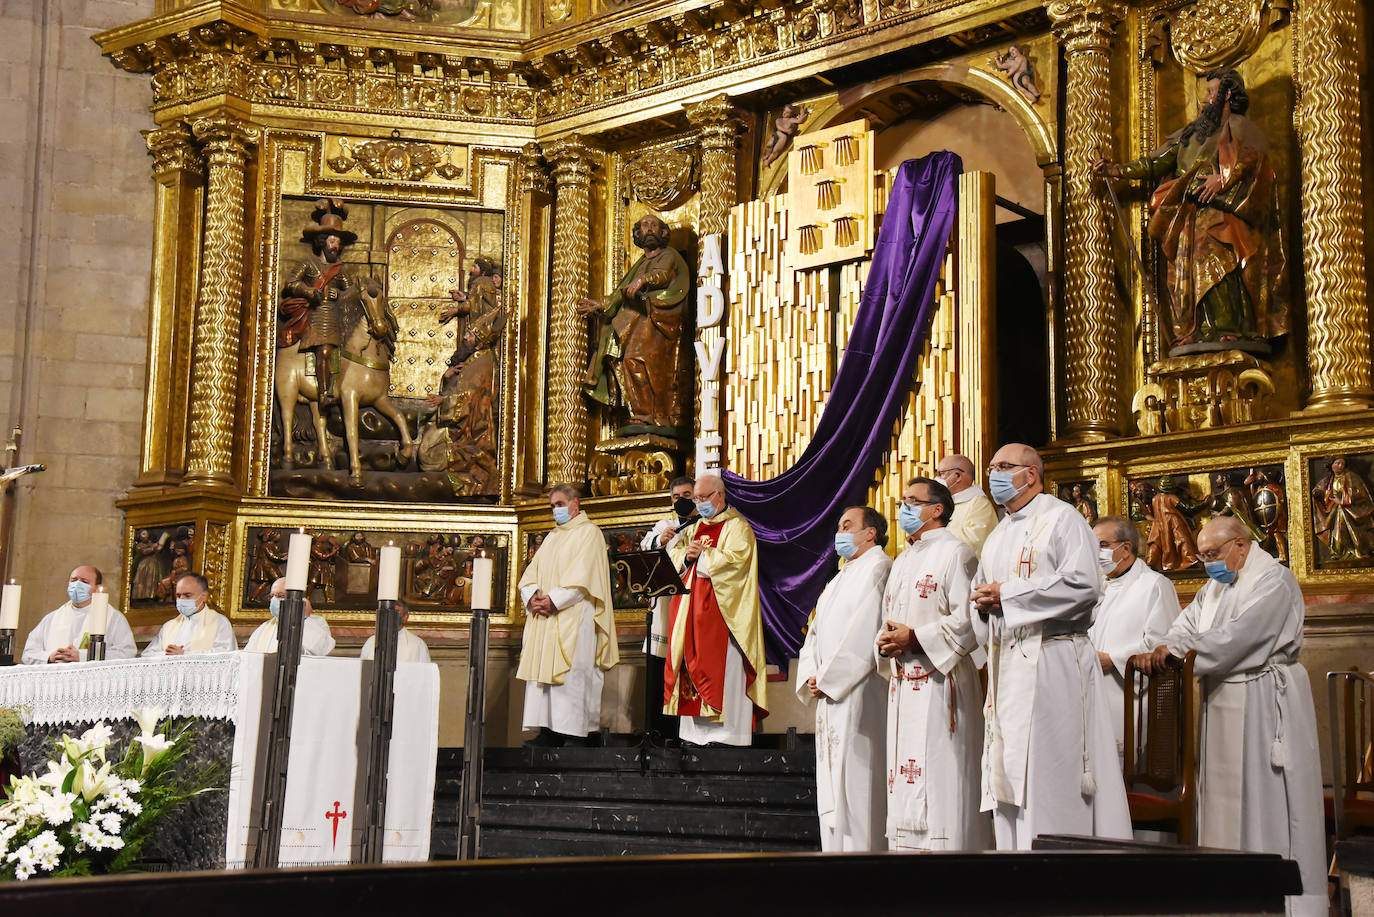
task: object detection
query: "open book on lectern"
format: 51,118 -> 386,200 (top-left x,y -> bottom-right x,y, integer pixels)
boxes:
609,549 -> 688,599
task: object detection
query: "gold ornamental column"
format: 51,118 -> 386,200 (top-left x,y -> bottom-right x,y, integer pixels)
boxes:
543,134 -> 599,487
1297,0 -> 1373,412
184,116 -> 257,487
137,123 -> 204,487
511,143 -> 553,495
1048,0 -> 1126,440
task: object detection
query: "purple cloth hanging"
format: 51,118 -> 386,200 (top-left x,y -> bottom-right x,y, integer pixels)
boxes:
723,151 -> 964,666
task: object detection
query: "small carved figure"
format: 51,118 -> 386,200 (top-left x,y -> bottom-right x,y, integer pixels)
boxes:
1068,483 -> 1098,525
155,544 -> 191,602
579,214 -> 691,436
525,533 -> 545,566
131,529 -> 168,601
1312,456 -> 1374,562
247,530 -> 287,602
1133,477 -> 1202,572
279,199 -> 356,408
761,103 -> 808,168
1206,471 -> 1265,543
309,534 -> 341,604
1096,69 -> 1286,356
994,45 -> 1040,103
1246,467 -> 1288,563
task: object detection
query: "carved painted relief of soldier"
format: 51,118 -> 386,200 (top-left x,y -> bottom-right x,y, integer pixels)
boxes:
1133,477 -> 1202,572
1313,456 -> 1374,562
579,214 -> 691,436
248,530 -> 286,602
1246,467 -> 1288,563
279,199 -> 357,408
1096,69 -> 1286,355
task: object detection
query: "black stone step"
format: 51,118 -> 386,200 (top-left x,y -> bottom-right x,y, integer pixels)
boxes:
479,769 -> 815,807
477,826 -> 819,859
480,798 -> 819,841
481,745 -> 816,776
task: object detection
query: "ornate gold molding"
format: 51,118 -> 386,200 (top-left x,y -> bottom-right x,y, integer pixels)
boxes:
1152,0 -> 1289,73
685,93 -> 739,239
625,147 -> 695,210
517,140 -> 551,196
544,134 -> 599,486
184,115 -> 258,487
144,122 -> 203,180
1295,0 -> 1372,412
1049,0 -> 1126,439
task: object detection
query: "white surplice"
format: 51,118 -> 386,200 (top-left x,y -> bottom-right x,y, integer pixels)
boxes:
360,627 -> 432,663
21,601 -> 137,664
519,583 -> 602,736
879,528 -> 991,851
241,614 -> 334,656
640,515 -> 687,657
795,546 -> 889,852
144,608 -> 239,656
1088,558 -> 1181,763
972,492 -> 1132,849
948,484 -> 999,554
1161,546 -> 1326,917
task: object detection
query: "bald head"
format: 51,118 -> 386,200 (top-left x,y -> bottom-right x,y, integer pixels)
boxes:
989,443 -> 1044,510
1199,515 -> 1249,546
1196,515 -> 1253,575
935,454 -> 975,494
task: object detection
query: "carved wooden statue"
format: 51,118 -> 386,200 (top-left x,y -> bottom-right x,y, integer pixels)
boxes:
1312,456 -> 1374,562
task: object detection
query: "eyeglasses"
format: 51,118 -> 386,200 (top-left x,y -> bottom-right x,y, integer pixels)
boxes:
1196,539 -> 1242,563
935,468 -> 963,478
903,498 -> 939,506
987,462 -> 1028,474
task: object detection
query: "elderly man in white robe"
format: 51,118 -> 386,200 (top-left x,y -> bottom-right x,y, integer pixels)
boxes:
972,443 -> 1131,850
143,572 -> 238,656
1089,516 -> 1181,764
1131,516 -> 1326,917
242,576 -> 336,656
22,565 -> 136,664
877,477 -> 991,851
935,454 -> 998,553
795,505 -> 890,851
361,599 -> 431,664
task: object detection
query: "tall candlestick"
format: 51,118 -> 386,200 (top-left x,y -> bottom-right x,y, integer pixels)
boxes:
471,555 -> 493,610
0,581 -> 19,630
285,530 -> 311,591
378,543 -> 401,601
87,589 -> 109,636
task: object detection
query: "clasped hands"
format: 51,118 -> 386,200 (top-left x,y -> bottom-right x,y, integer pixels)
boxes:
683,536 -> 711,563
805,676 -> 829,701
971,581 -> 1003,616
48,645 -> 80,663
876,621 -> 917,659
527,590 -> 560,618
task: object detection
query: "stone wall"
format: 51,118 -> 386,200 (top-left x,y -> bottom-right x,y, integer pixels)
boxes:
0,0 -> 156,641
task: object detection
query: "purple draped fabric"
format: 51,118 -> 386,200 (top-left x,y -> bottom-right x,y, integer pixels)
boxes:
723,151 -> 964,666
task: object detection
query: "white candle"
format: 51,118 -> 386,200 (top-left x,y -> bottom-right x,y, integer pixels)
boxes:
472,555 -> 493,610
378,543 -> 401,602
285,530 -> 311,591
88,589 -> 109,636
0,581 -> 19,630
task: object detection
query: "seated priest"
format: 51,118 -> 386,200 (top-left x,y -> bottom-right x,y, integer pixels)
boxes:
142,572 -> 237,656
1088,516 -> 1181,765
360,599 -> 431,664
22,565 -> 136,664
516,484 -> 619,746
796,505 -> 890,851
665,472 -> 768,746
1130,517 -> 1326,917
244,576 -> 336,656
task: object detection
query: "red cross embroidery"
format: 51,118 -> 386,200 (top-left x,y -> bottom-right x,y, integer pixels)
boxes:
899,662 -> 930,691
915,574 -> 938,598
901,759 -> 922,783
325,801 -> 348,850
1017,545 -> 1035,578
887,768 -> 896,793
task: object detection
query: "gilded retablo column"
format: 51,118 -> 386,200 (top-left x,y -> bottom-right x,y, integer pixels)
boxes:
543,135 -> 598,486
1297,0 -> 1373,411
1048,0 -> 1126,439
184,116 -> 256,487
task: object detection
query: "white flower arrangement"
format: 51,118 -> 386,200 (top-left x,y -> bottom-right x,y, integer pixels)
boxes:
0,707 -> 219,880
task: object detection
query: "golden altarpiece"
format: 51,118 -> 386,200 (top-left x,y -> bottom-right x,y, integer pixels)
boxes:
95,0 -> 1374,719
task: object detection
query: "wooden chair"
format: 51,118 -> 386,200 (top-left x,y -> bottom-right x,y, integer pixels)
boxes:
1326,668 -> 1374,838
1123,650 -> 1197,844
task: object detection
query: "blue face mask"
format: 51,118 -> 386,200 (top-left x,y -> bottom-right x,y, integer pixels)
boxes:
552,505 -> 572,525
834,532 -> 858,559
1203,559 -> 1237,585
696,500 -> 718,519
898,503 -> 926,535
175,598 -> 199,618
269,597 -> 281,618
988,469 -> 1025,506
67,581 -> 92,605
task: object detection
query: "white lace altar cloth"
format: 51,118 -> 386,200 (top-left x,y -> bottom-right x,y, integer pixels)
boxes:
0,652 -> 242,724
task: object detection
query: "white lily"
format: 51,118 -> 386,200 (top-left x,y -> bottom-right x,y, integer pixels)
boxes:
76,759 -> 115,804
132,707 -> 165,738
35,758 -> 74,791
78,722 -> 114,761
134,733 -> 174,775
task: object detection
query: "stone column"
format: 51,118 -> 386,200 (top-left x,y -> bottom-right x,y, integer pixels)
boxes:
1048,0 -> 1126,440
512,143 -> 553,496
138,123 -> 204,487
542,134 -> 599,487
184,116 -> 256,487
1297,0 -> 1373,412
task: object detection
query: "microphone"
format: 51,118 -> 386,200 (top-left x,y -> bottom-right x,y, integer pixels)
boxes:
0,463 -> 45,484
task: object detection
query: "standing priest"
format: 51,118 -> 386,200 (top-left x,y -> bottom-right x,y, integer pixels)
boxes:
935,454 -> 999,553
877,478 -> 991,851
1131,517 -> 1325,917
665,473 -> 768,746
22,565 -> 136,664
972,443 -> 1131,849
517,484 -> 619,746
795,505 -> 890,851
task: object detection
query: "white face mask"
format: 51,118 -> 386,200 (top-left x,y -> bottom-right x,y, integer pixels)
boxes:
1098,545 -> 1121,575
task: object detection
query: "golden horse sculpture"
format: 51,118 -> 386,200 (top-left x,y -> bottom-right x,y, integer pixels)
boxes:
275,281 -> 416,485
